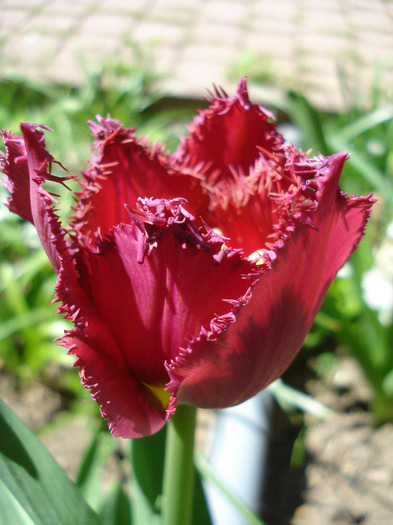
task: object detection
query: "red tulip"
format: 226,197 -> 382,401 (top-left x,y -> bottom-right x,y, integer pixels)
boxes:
1,78 -> 373,438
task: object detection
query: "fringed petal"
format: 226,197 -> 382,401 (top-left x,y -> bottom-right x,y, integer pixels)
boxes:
71,116 -> 208,243
65,198 -> 257,432
1,124 -> 70,272
166,152 -> 375,409
197,142 -> 321,256
172,77 -> 284,186
56,271 -> 168,438
1,131 -> 34,223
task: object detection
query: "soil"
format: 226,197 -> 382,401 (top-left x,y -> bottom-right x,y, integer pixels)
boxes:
292,357 -> 393,525
1,356 -> 393,525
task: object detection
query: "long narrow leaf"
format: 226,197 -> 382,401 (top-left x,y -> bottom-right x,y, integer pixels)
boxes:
328,135 -> 393,200
99,483 -> 133,525
335,105 -> 393,143
0,308 -> 54,341
0,399 -> 103,525
268,379 -> 334,418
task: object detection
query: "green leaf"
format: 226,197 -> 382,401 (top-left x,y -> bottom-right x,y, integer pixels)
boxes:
131,427 -> 166,512
0,479 -> 36,525
130,427 -> 166,525
191,465 -> 212,525
0,307 -> 54,341
335,104 -> 393,143
75,431 -> 100,490
0,399 -> 103,525
75,430 -> 108,511
268,379 -> 334,418
99,483 -> 133,525
286,91 -> 329,154
328,135 -> 393,200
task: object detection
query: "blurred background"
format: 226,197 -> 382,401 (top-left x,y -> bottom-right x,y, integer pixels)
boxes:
1,1 -> 393,524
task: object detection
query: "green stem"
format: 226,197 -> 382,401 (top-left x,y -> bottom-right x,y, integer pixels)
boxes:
161,404 -> 197,525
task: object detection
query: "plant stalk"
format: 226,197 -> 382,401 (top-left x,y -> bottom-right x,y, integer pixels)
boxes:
161,404 -> 197,525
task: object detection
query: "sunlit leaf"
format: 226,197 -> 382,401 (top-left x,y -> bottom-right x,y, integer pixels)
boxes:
0,399 -> 103,525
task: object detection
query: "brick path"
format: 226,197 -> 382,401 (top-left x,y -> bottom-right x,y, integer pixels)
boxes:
1,0 -> 393,111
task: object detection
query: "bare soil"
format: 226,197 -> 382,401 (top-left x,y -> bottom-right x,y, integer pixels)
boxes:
293,357 -> 393,525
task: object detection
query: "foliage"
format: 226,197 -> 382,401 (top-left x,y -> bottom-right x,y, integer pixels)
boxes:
0,398 -> 103,525
0,398 -> 212,525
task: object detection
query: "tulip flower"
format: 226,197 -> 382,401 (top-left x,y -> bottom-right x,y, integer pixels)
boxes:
1,78 -> 373,438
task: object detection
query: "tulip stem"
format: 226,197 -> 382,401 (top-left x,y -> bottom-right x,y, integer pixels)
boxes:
161,404 -> 197,525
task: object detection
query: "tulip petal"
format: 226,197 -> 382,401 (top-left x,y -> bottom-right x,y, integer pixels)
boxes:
173,77 -> 284,184
1,124 -> 70,273
60,198 -> 257,435
71,117 -> 208,242
1,131 -> 34,223
57,278 -> 168,438
171,79 -> 320,256
167,152 -> 374,409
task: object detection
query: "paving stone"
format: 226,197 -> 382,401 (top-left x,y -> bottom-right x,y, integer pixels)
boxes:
151,44 -> 180,74
300,11 -> 348,34
351,0 -> 386,12
42,0 -> 90,16
301,0 -> 342,11
192,21 -> 242,47
181,43 -> 237,65
245,33 -> 295,60
355,37 -> 393,67
78,13 -> 135,37
299,84 -> 346,113
1,0 -> 47,8
247,17 -> 294,37
250,0 -> 298,19
167,59 -> 230,98
99,0 -> 156,15
296,33 -> 350,57
0,9 -> 31,32
153,0 -> 202,9
134,20 -> 186,46
65,33 -> 122,60
2,33 -> 61,66
43,47 -> 86,85
20,14 -> 78,35
146,6 -> 197,26
1,0 -> 392,112
349,9 -> 393,33
100,0 -> 156,9
56,0 -> 99,5
202,1 -> 249,25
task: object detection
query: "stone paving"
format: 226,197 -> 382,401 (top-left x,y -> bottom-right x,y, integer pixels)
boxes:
1,0 -> 393,112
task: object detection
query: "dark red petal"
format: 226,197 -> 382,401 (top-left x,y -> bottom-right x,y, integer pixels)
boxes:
1,124 -> 69,273
172,77 -> 284,186
167,152 -> 374,409
1,131 -> 34,223
71,117 -> 208,242
64,198 -> 256,431
57,274 -> 168,438
204,145 -> 321,256
83,211 -> 254,380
